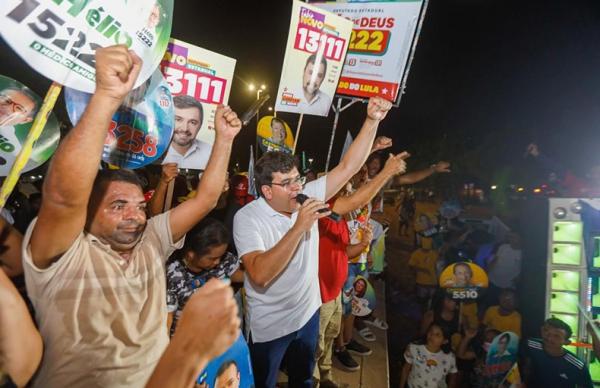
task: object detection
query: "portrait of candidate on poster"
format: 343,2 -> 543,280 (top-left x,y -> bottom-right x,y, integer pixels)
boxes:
257,116 -> 294,154
160,39 -> 236,170
439,261 -> 488,300
275,0 -> 353,117
0,75 -> 60,176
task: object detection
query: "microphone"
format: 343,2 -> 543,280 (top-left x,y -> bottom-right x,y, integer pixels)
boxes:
295,194 -> 341,222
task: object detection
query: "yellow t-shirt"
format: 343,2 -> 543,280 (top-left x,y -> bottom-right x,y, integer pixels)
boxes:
483,306 -> 522,338
408,248 -> 438,286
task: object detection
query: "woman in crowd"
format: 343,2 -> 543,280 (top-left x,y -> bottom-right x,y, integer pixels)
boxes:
166,218 -> 244,336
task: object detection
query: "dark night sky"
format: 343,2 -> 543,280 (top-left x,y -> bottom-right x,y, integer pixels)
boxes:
2,0 -> 600,182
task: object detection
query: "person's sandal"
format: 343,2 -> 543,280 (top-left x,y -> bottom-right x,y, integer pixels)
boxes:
358,327 -> 376,342
365,317 -> 389,330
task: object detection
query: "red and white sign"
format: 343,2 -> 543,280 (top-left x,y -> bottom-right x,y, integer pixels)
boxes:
316,1 -> 424,102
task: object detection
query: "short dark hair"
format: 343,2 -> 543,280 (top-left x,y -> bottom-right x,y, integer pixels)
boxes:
544,317 -> 573,339
254,151 -> 298,197
270,117 -> 285,128
86,169 -> 144,227
182,218 -> 229,258
2,86 -> 39,118
215,359 -> 238,379
173,95 -> 203,124
305,54 -> 328,74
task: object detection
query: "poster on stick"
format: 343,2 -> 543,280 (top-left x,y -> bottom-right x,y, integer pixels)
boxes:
196,332 -> 254,388
1,0 -> 173,93
257,116 -> 294,154
160,39 -> 236,170
439,262 -> 488,300
0,75 -> 60,176
65,69 -> 174,169
274,0 -> 353,117
316,0 -> 424,102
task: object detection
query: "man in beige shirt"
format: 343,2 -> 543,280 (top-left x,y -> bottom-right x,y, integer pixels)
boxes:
22,45 -> 241,388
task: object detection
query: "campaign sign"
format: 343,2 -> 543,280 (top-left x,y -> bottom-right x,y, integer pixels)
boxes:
1,0 -> 173,93
350,275 -> 376,317
257,116 -> 293,154
316,1 -> 424,102
160,39 -> 236,170
275,0 -> 353,117
0,75 -> 60,176
439,262 -> 488,300
65,69 -> 174,169
197,332 -> 254,388
485,331 -> 519,382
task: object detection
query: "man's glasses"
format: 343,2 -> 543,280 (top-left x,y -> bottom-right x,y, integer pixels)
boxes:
271,175 -> 306,190
0,94 -> 29,115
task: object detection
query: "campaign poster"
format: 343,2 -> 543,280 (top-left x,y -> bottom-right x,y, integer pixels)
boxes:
485,331 -> 519,383
439,262 -> 489,300
275,0 -> 353,117
160,39 -> 236,170
1,0 -> 173,93
65,69 -> 174,169
316,0 -> 424,102
257,116 -> 293,154
348,275 -> 376,317
0,75 -> 60,176
196,332 -> 254,388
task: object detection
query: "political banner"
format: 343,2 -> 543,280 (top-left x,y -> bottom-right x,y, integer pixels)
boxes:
160,39 -> 236,169
439,262 -> 489,300
65,69 -> 174,169
1,0 -> 173,93
197,332 -> 254,388
316,0 -> 424,102
0,75 -> 60,176
257,116 -> 293,154
485,331 -> 519,383
275,0 -> 353,117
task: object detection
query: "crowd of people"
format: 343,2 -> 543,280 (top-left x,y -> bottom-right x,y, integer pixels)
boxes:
0,45 -> 597,388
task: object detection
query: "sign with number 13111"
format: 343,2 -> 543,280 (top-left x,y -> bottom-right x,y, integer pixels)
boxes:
160,39 -> 236,145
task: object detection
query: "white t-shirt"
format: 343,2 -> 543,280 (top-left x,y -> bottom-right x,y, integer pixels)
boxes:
162,139 -> 212,170
488,244 -> 522,288
404,343 -> 457,388
233,176 -> 326,343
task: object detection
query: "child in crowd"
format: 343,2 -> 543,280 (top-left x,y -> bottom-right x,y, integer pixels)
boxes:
400,323 -> 458,388
166,218 -> 243,336
457,327 -> 508,388
408,237 -> 439,308
483,289 -> 522,338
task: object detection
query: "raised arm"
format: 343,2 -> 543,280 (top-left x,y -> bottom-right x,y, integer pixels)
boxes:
169,105 -> 241,242
333,152 -> 408,215
147,163 -> 179,217
241,198 -> 329,288
30,46 -> 141,268
146,279 -> 239,388
325,97 -> 392,200
394,161 -> 450,186
0,218 -> 23,278
0,268 -> 43,387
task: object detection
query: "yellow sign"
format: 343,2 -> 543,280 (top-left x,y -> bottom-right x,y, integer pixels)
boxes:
257,116 -> 294,153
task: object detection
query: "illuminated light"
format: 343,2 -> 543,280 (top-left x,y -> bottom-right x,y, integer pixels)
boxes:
248,84 -> 256,91
517,187 -> 525,192
533,188 -> 542,193
268,107 -> 273,111
553,207 -> 567,219
260,84 -> 267,90
491,185 -> 497,190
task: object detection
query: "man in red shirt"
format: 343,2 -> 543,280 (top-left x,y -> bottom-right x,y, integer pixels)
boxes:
315,149 -> 408,387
